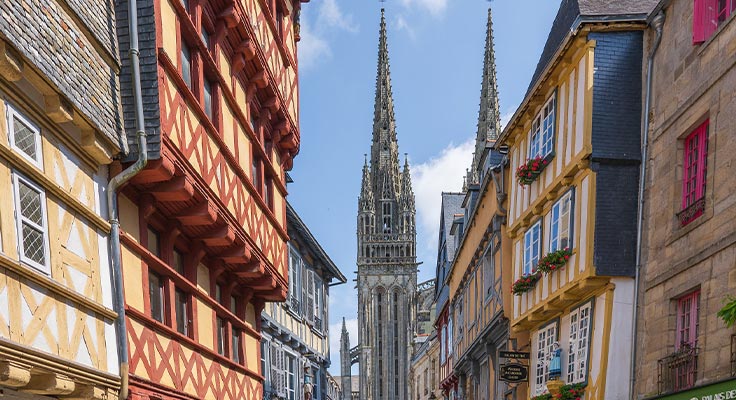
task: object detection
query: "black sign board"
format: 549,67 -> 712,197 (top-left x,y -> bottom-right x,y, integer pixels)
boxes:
499,363 -> 529,383
499,351 -> 530,360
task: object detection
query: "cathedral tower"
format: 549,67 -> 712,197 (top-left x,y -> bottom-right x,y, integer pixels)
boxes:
356,9 -> 417,400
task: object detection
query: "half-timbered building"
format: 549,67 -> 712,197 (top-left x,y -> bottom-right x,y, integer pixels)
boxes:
0,0 -> 124,397
113,0 -> 308,398
260,202 -> 346,400
441,8 -> 521,400
496,1 -> 657,398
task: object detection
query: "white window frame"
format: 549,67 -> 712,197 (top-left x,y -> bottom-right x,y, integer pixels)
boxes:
6,103 -> 44,168
549,190 -> 573,252
314,275 -> 323,330
534,321 -> 558,396
567,300 -> 593,384
12,172 -> 50,273
529,94 -> 556,160
285,351 -> 297,400
523,220 -> 542,275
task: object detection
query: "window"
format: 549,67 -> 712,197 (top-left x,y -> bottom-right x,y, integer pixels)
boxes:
204,79 -> 213,119
677,291 -> 700,350
693,0 -> 736,43
529,95 -> 556,159
483,247 -> 495,299
265,176 -> 274,210
261,338 -> 270,387
534,322 -> 558,396
201,28 -> 211,50
252,156 -> 262,194
149,271 -> 165,323
175,288 -> 189,336
305,270 -> 315,324
288,249 -> 301,312
230,295 -> 238,315
286,353 -> 296,400
147,226 -> 160,257
250,108 -> 260,136
181,44 -> 192,89
567,301 -> 592,384
382,202 -> 392,233
6,103 -> 43,167
270,343 -> 286,398
276,6 -> 284,40
216,317 -> 226,356
523,221 -> 542,274
232,329 -> 241,363
550,190 -> 573,252
314,277 -> 323,329
680,120 -> 708,225
12,174 -> 49,272
215,283 -> 223,304
180,0 -> 188,11
173,249 -> 185,275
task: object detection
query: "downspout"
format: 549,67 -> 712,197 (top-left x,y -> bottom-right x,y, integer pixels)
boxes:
629,10 -> 665,400
109,0 -> 149,397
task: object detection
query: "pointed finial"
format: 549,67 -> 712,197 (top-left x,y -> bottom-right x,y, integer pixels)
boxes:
364,153 -> 368,166
342,317 -> 347,331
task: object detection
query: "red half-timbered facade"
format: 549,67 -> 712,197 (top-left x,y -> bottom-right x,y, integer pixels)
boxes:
114,0 -> 309,398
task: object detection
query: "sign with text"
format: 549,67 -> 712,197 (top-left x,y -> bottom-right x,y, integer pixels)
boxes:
499,351 -> 530,360
499,363 -> 529,383
654,378 -> 736,400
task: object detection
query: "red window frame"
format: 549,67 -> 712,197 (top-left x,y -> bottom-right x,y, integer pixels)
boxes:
680,120 -> 708,224
693,0 -> 736,43
676,291 -> 700,350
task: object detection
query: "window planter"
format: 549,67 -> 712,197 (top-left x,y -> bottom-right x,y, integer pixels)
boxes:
516,154 -> 553,186
536,248 -> 573,274
531,383 -> 587,400
511,271 -> 542,296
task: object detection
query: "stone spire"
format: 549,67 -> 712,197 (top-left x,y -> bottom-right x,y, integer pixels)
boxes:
359,155 -> 375,212
400,155 -> 415,211
371,8 -> 401,198
467,7 -> 501,186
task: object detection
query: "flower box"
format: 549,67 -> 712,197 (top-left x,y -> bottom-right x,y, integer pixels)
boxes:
536,248 -> 573,274
511,271 -> 542,295
531,383 -> 587,400
516,154 -> 553,186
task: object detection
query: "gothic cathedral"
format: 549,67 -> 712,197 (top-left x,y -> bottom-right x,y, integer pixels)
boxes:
341,9 -> 418,400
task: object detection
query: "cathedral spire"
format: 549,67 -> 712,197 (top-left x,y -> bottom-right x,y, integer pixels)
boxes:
401,155 -> 415,210
359,154 -> 374,211
371,9 -> 400,186
467,7 -> 501,186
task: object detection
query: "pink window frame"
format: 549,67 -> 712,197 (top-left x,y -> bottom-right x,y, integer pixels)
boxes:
681,120 -> 708,223
693,0 -> 736,44
676,291 -> 700,350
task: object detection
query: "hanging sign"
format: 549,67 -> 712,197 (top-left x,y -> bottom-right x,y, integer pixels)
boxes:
499,351 -> 530,360
499,363 -> 529,383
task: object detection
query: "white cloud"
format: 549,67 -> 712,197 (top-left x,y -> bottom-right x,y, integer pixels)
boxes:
412,138 -> 474,253
318,0 -> 358,33
329,318 -> 359,371
298,19 -> 331,71
399,0 -> 449,16
393,15 -> 415,39
500,108 -> 516,130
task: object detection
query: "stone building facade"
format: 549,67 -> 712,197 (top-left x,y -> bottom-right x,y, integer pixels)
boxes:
260,202 -> 346,400
0,0 -> 123,397
634,0 -> 736,398
343,9 -> 418,400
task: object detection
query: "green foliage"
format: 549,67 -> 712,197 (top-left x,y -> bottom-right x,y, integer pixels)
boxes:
718,296 -> 736,327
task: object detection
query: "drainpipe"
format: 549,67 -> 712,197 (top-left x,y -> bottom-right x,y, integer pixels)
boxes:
629,10 -> 665,400
108,0 -> 149,397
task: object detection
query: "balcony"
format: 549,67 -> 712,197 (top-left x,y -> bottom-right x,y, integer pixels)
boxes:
658,346 -> 699,395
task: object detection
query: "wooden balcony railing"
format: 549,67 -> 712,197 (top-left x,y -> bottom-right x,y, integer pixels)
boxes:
658,346 -> 698,395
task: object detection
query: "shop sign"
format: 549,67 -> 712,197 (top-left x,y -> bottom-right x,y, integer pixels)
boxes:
499,363 -> 528,383
499,351 -> 530,360
655,378 -> 736,400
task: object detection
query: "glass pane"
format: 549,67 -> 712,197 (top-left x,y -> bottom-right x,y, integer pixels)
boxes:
175,289 -> 188,335
182,45 -> 192,89
22,223 -> 46,265
173,250 -> 184,275
149,272 -> 164,322
13,116 -> 38,161
147,227 -> 160,257
19,181 -> 43,226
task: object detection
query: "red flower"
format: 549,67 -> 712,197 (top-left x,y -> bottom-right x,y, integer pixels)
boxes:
564,255 -> 569,260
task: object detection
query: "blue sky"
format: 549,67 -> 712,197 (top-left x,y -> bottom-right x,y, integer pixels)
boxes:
288,0 -> 561,375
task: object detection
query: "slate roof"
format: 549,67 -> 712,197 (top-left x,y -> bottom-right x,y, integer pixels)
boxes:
440,192 -> 464,261
526,0 -> 658,96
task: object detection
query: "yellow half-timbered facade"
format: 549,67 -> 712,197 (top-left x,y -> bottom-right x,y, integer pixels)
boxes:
0,0 -> 123,394
497,1 -> 657,398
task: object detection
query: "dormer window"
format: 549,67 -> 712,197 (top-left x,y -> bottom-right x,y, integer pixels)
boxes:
529,94 -> 556,159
